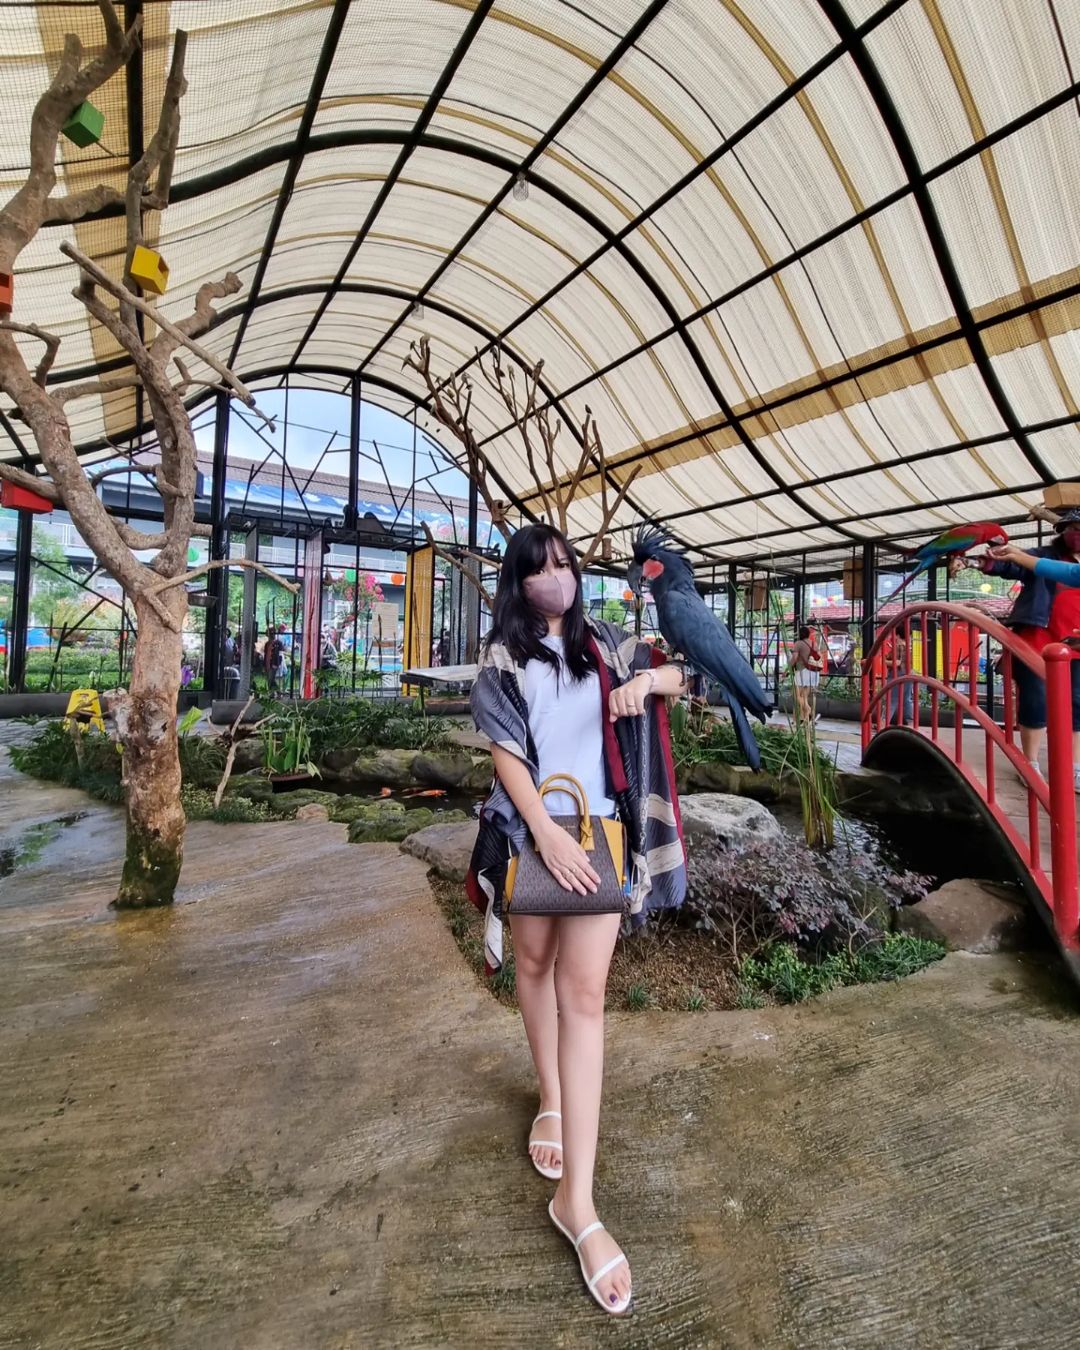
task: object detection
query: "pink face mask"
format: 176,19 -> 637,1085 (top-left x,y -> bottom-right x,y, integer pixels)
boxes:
523,568 -> 578,618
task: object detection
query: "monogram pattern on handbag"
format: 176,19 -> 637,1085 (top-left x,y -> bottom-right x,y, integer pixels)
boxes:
505,773 -> 627,916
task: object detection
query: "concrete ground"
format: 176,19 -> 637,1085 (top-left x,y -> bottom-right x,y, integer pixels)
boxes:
1,728 -> 1079,1349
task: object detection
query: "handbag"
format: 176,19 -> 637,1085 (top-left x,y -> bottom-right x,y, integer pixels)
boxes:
504,773 -> 628,916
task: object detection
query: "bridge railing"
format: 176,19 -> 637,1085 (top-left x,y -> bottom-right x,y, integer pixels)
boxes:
861,602 -> 1078,950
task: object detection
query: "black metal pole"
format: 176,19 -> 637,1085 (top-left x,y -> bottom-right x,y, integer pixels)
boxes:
925,563 -> 938,680
8,508 -> 33,692
727,562 -> 737,633
345,374 -> 360,530
203,392 -> 230,698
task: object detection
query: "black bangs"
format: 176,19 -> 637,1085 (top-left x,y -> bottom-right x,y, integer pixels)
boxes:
482,524 -> 596,681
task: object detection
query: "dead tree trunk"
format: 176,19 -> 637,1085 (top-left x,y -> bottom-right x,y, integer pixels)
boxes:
114,592 -> 187,905
0,5 -> 291,908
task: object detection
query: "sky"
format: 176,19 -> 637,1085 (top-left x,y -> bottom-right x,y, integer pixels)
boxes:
193,387 -> 472,502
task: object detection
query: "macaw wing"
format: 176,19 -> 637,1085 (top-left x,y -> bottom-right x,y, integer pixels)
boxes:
657,586 -> 770,721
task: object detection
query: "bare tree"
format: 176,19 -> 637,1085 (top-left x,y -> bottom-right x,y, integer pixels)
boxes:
0,5 -> 290,907
404,335 -> 640,594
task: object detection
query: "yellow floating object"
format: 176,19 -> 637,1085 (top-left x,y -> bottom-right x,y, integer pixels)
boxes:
129,245 -> 169,295
63,688 -> 105,734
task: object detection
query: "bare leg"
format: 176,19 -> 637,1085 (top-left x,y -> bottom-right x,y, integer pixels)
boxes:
1020,725 -> 1045,765
550,912 -> 631,1308
509,913 -> 562,1175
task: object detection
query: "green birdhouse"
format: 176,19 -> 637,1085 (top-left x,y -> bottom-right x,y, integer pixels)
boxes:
129,245 -> 170,296
62,100 -> 105,148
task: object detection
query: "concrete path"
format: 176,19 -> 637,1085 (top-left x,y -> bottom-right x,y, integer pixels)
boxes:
1,732 -> 1079,1348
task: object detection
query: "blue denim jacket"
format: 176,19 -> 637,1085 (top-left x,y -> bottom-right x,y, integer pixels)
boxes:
984,545 -> 1068,629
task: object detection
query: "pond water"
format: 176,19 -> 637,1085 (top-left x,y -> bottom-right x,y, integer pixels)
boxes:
272,775 -> 483,818
773,802 -> 1022,896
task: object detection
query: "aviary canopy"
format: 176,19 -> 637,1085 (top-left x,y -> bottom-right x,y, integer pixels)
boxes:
3,0 -> 1079,569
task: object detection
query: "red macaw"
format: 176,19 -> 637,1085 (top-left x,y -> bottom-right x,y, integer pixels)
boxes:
881,522 -> 1008,604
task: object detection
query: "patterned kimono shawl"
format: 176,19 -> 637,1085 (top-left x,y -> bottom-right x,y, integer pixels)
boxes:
465,618 -> 687,974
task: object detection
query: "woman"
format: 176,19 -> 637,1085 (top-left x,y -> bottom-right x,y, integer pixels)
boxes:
466,524 -> 688,1316
788,624 -> 822,721
953,508 -> 1080,782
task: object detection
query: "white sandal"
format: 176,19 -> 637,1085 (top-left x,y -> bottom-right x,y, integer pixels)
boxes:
528,1110 -> 563,1180
548,1198 -> 632,1315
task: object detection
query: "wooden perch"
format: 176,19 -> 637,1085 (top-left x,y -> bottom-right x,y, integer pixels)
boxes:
1029,502 -> 1062,527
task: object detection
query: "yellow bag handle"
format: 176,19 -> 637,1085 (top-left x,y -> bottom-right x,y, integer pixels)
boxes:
538,773 -> 593,849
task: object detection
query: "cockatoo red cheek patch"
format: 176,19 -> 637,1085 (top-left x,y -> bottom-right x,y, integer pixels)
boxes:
642,559 -> 665,580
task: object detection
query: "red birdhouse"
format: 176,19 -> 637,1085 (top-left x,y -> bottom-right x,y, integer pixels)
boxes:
1,480 -> 54,514
0,272 -> 12,317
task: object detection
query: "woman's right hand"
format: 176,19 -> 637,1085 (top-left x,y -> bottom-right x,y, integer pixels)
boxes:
534,820 -> 601,895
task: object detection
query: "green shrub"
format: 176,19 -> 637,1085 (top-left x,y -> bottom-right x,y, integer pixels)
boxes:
740,934 -> 946,1005
685,987 -> 707,1012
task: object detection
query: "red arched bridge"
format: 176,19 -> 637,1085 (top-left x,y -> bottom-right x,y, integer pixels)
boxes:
861,603 -> 1079,975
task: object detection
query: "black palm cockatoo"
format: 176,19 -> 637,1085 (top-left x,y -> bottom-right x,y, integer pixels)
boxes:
627,526 -> 771,770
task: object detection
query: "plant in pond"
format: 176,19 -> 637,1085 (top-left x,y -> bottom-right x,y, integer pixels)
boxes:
626,982 -> 652,1011
768,591 -> 837,849
671,704 -> 832,782
294,697 -> 453,760
740,934 -> 946,1005
260,704 -> 320,778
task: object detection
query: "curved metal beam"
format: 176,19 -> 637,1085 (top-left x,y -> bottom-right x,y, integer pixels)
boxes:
818,0 -> 1051,484
226,0 -> 352,366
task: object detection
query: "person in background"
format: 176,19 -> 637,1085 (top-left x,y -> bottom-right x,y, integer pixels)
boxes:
264,627 -> 283,692
788,624 -> 822,722
952,508 -> 1080,785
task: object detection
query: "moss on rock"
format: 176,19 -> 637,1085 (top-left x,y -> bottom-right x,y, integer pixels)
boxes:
347,806 -> 468,844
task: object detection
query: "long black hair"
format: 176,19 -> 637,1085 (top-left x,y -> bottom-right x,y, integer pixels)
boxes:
484,523 -> 595,680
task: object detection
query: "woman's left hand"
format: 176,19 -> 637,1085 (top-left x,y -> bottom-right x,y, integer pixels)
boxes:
609,672 -> 652,722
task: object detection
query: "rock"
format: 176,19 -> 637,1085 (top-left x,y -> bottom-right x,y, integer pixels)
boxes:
678,793 -> 783,852
294,803 -> 329,822
400,820 -> 480,882
231,739 -> 266,773
347,807 -> 467,845
895,879 -> 1032,953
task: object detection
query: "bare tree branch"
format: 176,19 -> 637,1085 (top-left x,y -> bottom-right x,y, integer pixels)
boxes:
1030,502 -> 1062,527
0,460 -> 62,503
43,184 -> 125,227
212,694 -> 259,810
63,243 -> 256,408
0,3 -> 141,269
0,321 -> 60,387
54,370 -> 142,406
404,336 -> 513,542
421,521 -> 495,608
148,557 -> 299,598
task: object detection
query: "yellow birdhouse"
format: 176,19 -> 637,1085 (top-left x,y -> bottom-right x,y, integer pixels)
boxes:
129,245 -> 169,295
